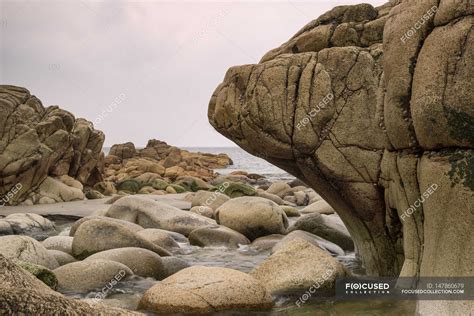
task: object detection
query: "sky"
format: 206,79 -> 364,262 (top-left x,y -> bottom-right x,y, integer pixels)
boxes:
0,0 -> 386,147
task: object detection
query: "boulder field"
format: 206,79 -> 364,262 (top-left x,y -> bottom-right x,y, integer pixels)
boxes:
208,1 -> 473,314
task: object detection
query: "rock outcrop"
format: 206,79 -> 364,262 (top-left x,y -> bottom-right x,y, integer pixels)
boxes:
138,266 -> 273,314
0,254 -> 139,315
0,86 -> 105,205
103,139 -> 232,192
209,2 -> 473,313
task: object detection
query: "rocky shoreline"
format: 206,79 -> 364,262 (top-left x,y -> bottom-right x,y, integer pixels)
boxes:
0,180 -> 365,314
1,0 -> 472,315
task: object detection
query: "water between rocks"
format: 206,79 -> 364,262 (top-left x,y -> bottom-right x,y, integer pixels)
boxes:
52,219 -> 415,315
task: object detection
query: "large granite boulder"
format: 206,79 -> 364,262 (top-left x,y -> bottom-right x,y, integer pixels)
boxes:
105,196 -> 215,236
85,247 -> 167,279
288,213 -> 354,250
138,266 -> 273,314
0,213 -> 56,238
53,259 -> 133,292
215,196 -> 289,240
251,238 -> 347,294
0,235 -> 59,269
0,255 -> 138,315
0,86 -> 105,205
208,2 -> 473,314
71,218 -> 171,259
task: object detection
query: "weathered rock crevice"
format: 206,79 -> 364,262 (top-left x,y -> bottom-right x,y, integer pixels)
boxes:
209,5 -> 473,313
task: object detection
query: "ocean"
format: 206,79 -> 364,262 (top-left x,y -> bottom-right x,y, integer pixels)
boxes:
103,146 -> 293,182
187,147 -> 294,182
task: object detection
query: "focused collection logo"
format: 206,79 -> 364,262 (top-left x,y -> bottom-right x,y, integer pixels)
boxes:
344,282 -> 391,295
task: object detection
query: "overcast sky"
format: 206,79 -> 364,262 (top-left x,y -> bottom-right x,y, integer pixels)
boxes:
1,0 -> 386,147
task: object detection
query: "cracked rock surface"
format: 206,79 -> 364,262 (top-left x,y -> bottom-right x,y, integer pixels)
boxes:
0,85 -> 105,205
209,1 -> 473,313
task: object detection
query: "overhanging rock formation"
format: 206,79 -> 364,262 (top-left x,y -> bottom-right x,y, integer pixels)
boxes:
209,0 -> 473,297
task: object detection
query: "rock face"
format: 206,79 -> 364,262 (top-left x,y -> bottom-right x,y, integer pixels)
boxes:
104,139 -> 232,188
71,218 -> 171,259
0,86 -> 105,205
188,225 -> 250,248
251,239 -> 347,294
288,213 -> 354,250
0,255 -> 138,315
85,247 -> 167,279
0,235 -> 59,269
208,0 -> 473,295
215,197 -> 289,240
138,266 -> 273,314
0,213 -> 56,238
105,196 -> 215,236
53,259 -> 133,292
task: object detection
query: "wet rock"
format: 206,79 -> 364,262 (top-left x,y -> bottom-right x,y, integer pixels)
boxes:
36,177 -> 85,202
191,190 -> 230,211
85,189 -> 105,199
69,215 -> 144,237
105,196 -> 215,236
116,179 -> 141,194
71,219 -> 171,259
93,181 -> 118,196
53,259 -> 133,292
161,257 -> 190,278
266,181 -> 292,198
216,197 -> 288,240
288,213 -> 354,250
189,225 -> 250,248
301,200 -> 335,215
256,189 -> 285,205
136,228 -> 180,250
0,220 -> 13,235
280,205 -> 300,217
174,176 -> 214,192
251,239 -> 347,294
250,234 -> 284,251
273,230 -> 344,256
85,247 -> 167,280
189,206 -> 214,219
14,260 -> 58,290
0,255 -> 137,315
293,191 -> 309,206
0,213 -> 55,238
138,266 -> 273,314
47,250 -> 77,266
0,235 -> 59,269
42,236 -> 73,255
222,182 -> 257,198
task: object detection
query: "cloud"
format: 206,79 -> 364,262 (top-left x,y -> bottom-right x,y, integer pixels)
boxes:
0,0 -> 386,147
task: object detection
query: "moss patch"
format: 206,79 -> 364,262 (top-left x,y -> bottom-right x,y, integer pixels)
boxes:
446,150 -> 474,191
